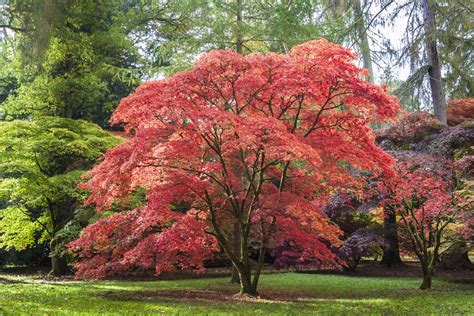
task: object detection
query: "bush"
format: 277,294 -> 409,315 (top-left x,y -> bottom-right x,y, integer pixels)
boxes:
447,99 -> 474,126
338,229 -> 384,272
376,112 -> 444,144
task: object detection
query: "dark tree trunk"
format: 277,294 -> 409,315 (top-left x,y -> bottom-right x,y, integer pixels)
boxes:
422,0 -> 447,124
381,208 -> 403,266
50,253 -> 69,277
230,223 -> 241,284
420,273 -> 432,290
49,238 -> 69,277
238,267 -> 257,296
353,0 -> 374,83
233,247 -> 265,297
420,264 -> 433,290
230,266 -> 240,284
47,200 -> 74,277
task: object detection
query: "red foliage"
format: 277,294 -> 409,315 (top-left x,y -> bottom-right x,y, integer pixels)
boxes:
69,39 -> 400,280
68,207 -> 218,279
376,112 -> 444,143
377,155 -> 471,246
382,156 -> 454,217
447,99 -> 474,126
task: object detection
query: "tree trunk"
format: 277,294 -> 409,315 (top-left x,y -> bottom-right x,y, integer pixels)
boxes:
420,273 -> 432,290
420,264 -> 433,290
238,267 -> 257,296
381,208 -> 403,266
235,0 -> 243,54
47,201 -> 73,277
50,253 -> 69,277
49,239 -> 69,277
230,267 -> 240,284
422,0 -> 447,124
353,0 -> 374,83
230,223 -> 241,284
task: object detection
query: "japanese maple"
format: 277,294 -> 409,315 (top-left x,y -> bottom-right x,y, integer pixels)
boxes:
377,155 -> 471,289
447,98 -> 474,126
338,228 -> 385,272
376,111 -> 444,143
68,39 -> 399,296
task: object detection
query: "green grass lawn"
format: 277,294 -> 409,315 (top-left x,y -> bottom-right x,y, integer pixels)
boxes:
0,272 -> 473,315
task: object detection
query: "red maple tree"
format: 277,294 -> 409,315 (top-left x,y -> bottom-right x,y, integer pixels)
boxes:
68,39 -> 399,295
376,155 -> 471,289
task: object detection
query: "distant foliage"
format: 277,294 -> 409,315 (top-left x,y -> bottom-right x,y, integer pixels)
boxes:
447,99 -> 474,126
454,155 -> 474,179
0,3 -> 144,126
338,228 -> 384,272
376,112 -> 444,143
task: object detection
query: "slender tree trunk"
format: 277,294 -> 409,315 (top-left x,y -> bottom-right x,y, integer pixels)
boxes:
381,208 -> 403,266
230,222 -> 241,284
230,268 -> 240,284
1,28 -> 7,45
251,247 -> 266,291
422,0 -> 447,124
235,0 -> 243,54
420,274 -> 432,289
353,0 -> 374,83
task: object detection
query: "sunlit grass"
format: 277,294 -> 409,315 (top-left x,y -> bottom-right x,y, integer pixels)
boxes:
0,272 -> 473,315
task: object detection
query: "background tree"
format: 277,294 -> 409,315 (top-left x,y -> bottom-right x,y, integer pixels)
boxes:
0,0 -> 186,126
150,0 -> 348,76
320,0 -> 380,83
324,192 -> 386,271
0,117 -> 119,275
379,204 -> 403,266
0,41 -> 16,117
421,0 -> 446,123
386,0 -> 473,120
0,1 -> 141,126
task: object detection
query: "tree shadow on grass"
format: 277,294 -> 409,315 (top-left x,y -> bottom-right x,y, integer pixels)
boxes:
93,288 -> 413,315
447,278 -> 474,285
96,275 -> 474,308
0,276 -> 29,284
95,286 -> 408,305
99,288 -> 245,304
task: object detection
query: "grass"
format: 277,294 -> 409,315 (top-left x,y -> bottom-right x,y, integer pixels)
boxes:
0,271 -> 473,315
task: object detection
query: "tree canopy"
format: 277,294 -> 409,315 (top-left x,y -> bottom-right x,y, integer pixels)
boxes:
0,117 -> 119,274
68,39 -> 399,295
